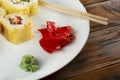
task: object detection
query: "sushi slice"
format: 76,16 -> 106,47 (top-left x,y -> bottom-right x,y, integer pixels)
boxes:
0,7 -> 6,18
29,0 -> 38,15
1,14 -> 34,44
0,7 -> 6,32
0,0 -> 1,6
1,0 -> 38,16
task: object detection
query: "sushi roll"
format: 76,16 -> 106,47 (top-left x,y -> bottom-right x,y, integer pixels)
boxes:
1,13 -> 34,44
0,7 -> 6,18
0,0 -> 1,6
29,0 -> 38,15
1,0 -> 38,16
0,7 -> 6,32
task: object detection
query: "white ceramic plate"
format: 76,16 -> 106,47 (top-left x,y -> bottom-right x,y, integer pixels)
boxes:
0,0 -> 89,80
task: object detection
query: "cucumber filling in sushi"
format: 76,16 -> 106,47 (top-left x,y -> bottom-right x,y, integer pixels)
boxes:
11,0 -> 30,4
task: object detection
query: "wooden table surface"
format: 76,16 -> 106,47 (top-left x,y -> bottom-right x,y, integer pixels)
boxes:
41,0 -> 120,80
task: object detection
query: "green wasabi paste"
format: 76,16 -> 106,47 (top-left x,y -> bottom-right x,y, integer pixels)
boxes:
19,54 -> 39,72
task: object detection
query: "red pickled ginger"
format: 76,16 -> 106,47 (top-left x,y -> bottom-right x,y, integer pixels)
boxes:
38,21 -> 75,53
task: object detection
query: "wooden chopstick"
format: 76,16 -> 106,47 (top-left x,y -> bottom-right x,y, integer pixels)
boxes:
38,0 -> 109,25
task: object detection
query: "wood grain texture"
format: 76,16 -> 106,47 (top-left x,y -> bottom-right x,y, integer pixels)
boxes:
67,63 -> 120,80
41,0 -> 120,80
80,0 -> 109,5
